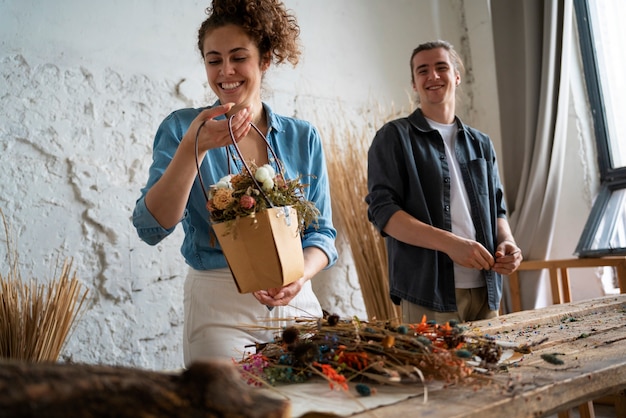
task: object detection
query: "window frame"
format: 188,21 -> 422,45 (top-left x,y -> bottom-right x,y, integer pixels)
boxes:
574,0 -> 626,257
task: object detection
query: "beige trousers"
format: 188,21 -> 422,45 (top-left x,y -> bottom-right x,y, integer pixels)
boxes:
401,287 -> 498,324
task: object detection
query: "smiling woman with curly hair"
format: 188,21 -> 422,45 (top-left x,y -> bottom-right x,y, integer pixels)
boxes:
133,0 -> 337,366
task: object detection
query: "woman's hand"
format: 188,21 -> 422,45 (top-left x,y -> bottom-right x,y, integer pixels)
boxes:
251,248 -> 328,307
186,103 -> 253,152
253,278 -> 306,307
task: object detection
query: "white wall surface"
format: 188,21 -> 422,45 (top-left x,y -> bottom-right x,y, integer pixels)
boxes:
0,0 -> 600,370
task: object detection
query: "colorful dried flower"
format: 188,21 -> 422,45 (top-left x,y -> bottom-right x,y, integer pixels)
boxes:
337,350 -> 369,370
238,353 -> 269,387
275,176 -> 287,189
230,173 -> 247,189
355,383 -> 373,397
240,195 -> 256,210
261,178 -> 274,191
254,165 -> 274,183
214,174 -> 232,189
314,362 -> 348,391
211,188 -> 234,210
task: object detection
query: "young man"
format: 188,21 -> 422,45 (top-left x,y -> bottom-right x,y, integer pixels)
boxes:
366,40 -> 522,324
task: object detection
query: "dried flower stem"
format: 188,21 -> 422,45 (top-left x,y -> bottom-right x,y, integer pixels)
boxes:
0,209 -> 88,362
321,106 -> 404,321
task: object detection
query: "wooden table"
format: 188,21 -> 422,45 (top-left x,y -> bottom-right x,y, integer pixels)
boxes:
346,295 -> 626,418
5,297 -> 622,418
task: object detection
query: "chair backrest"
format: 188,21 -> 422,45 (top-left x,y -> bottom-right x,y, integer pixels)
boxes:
507,256 -> 626,313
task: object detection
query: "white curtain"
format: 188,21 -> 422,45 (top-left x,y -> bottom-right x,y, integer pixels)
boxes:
491,0 -> 574,311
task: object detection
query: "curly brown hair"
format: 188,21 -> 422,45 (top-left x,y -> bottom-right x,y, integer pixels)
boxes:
197,0 -> 301,66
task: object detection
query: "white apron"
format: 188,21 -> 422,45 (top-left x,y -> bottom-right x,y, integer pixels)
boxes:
183,267 -> 322,366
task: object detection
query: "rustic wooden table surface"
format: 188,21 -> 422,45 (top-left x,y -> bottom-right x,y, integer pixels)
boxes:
347,294 -> 626,418
4,295 -> 623,418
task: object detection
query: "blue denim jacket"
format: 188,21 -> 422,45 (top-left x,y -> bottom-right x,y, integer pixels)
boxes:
133,102 -> 338,271
366,108 -> 506,312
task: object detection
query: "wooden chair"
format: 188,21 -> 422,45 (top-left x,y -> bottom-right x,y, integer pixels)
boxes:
508,256 -> 626,312
507,256 -> 626,418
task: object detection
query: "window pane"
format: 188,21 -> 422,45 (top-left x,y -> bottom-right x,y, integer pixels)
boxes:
575,0 -> 626,257
589,188 -> 626,252
587,0 -> 626,169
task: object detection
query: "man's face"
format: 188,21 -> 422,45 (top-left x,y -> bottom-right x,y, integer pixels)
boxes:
411,47 -> 460,108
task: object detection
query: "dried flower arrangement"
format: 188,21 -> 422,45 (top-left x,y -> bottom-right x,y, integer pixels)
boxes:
206,163 -> 320,234
238,314 -> 505,391
0,209 -> 88,362
196,118 -> 320,235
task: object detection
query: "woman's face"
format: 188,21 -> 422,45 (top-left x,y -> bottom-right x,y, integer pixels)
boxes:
202,24 -> 269,111
411,47 -> 460,108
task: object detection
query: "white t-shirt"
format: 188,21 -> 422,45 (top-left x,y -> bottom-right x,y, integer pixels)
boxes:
426,118 -> 485,288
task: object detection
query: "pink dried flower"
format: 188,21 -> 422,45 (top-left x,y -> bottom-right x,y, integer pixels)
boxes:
275,175 -> 287,190
239,353 -> 269,387
240,195 -> 256,210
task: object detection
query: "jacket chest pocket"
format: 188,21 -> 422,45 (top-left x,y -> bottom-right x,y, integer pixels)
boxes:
466,158 -> 489,196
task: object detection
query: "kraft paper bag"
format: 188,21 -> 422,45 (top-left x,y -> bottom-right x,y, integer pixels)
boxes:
212,206 -> 304,293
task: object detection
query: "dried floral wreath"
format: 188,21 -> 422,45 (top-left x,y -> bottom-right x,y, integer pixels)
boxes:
238,314 -> 509,392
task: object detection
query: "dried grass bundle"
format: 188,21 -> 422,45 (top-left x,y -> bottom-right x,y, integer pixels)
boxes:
323,107 -> 403,321
0,210 -> 88,362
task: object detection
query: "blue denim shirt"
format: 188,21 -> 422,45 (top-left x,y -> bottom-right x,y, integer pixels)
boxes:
133,102 -> 338,271
366,108 -> 506,312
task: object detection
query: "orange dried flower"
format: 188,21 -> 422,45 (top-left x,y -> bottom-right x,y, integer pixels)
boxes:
409,314 -> 430,334
229,173 -> 247,189
314,362 -> 348,391
212,188 -> 234,210
337,351 -> 369,370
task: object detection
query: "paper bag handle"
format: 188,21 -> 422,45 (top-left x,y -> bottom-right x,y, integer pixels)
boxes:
227,115 -> 284,176
194,113 -> 283,208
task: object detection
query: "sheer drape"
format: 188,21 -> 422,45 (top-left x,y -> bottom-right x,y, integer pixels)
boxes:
491,0 -> 573,311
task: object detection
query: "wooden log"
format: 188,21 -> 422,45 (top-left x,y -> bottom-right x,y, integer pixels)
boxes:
0,359 -> 290,418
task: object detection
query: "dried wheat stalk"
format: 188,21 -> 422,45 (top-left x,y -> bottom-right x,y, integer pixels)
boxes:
322,107 -> 403,322
0,210 -> 88,362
